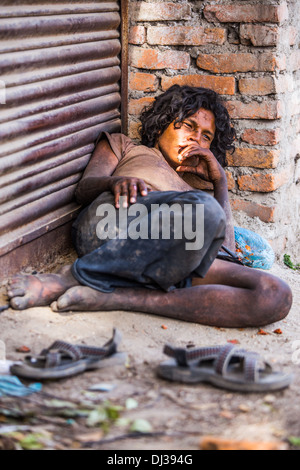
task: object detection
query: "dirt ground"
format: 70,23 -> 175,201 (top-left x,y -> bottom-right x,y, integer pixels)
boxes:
0,254 -> 299,451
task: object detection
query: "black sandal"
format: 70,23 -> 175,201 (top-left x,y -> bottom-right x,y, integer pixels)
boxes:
10,329 -> 127,380
157,343 -> 293,393
217,245 -> 244,265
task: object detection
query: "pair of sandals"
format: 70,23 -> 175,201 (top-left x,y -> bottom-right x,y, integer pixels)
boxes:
10,329 -> 292,393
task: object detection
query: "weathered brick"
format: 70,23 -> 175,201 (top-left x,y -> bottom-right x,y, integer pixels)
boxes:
129,26 -> 146,45
226,100 -> 283,120
204,3 -> 289,24
196,52 -> 286,73
227,148 -> 279,169
128,97 -> 154,116
240,25 -> 279,47
128,121 -> 141,141
241,129 -> 281,146
239,77 -> 276,96
130,47 -> 190,70
231,199 -> 276,223
147,26 -> 226,46
161,74 -> 235,95
225,170 -> 236,191
237,170 -> 289,192
130,2 -> 191,22
129,72 -> 158,92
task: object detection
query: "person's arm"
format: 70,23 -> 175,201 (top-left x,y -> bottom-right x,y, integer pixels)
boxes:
75,139 -> 119,206
210,171 -> 235,252
76,138 -> 148,208
176,145 -> 235,252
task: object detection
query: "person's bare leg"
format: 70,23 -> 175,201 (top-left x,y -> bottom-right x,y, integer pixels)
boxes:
51,260 -> 293,328
7,265 -> 79,310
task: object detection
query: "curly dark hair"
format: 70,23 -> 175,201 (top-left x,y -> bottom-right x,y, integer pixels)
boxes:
139,85 -> 236,167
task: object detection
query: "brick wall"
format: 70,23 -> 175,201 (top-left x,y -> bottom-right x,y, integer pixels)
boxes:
127,0 -> 300,259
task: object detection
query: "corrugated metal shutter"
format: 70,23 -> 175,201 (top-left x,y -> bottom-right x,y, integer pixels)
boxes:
0,1 -> 122,259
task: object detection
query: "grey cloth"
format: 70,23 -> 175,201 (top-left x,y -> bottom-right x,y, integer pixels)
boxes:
71,190 -> 226,293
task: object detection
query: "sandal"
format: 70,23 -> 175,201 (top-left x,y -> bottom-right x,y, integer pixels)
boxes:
157,343 -> 293,393
217,245 -> 244,265
10,329 -> 127,380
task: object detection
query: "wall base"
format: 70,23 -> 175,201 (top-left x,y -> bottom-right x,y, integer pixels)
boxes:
0,222 -> 77,283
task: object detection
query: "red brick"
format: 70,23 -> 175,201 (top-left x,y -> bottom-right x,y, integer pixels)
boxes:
225,170 -> 236,191
128,97 -> 154,116
129,26 -> 146,45
161,75 -> 235,95
130,47 -> 190,70
130,2 -> 191,21
240,25 -> 279,47
239,77 -> 276,96
204,3 -> 289,24
231,199 -> 276,223
227,148 -> 279,169
226,100 -> 282,120
241,129 -> 281,146
237,170 -> 289,192
129,72 -> 158,92
147,26 -> 226,46
196,53 -> 285,73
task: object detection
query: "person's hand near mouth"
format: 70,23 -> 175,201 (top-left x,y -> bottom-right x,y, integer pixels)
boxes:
176,143 -> 226,185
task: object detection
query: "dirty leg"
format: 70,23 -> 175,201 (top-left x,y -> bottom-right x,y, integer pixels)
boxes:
7,265 -> 79,310
51,260 -> 293,328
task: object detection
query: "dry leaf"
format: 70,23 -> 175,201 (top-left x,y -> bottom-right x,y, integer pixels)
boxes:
257,329 -> 269,336
75,431 -> 104,443
200,436 -> 286,451
16,345 -> 31,353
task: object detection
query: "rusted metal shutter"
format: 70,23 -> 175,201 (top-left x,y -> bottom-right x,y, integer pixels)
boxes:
0,1 -> 123,267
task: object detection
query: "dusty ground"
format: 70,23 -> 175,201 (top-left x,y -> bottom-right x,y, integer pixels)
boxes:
0,255 -> 299,451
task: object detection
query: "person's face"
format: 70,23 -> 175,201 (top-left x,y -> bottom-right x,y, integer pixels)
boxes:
155,108 -> 216,169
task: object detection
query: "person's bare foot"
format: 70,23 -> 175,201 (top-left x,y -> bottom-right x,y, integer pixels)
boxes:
51,285 -> 112,312
7,265 -> 79,310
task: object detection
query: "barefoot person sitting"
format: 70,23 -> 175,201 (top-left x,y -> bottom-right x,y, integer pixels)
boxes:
7,86 -> 293,328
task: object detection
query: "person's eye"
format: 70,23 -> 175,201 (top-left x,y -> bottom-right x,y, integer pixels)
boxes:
183,121 -> 193,129
203,134 -> 211,141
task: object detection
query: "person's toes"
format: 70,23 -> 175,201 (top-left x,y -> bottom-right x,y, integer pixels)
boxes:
50,301 -> 59,312
10,295 -> 32,310
7,287 -> 26,299
7,277 -> 27,298
8,275 -> 27,286
51,292 -> 74,312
